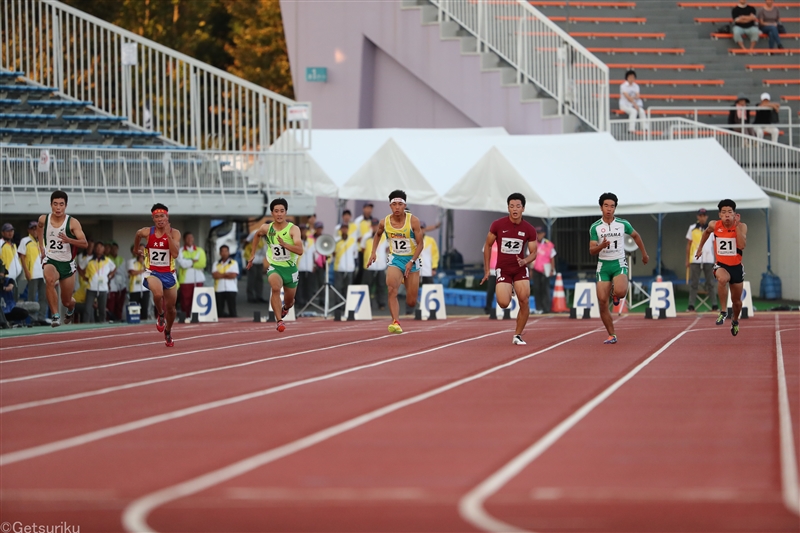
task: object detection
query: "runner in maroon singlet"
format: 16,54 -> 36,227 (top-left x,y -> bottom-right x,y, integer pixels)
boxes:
481,193 -> 538,345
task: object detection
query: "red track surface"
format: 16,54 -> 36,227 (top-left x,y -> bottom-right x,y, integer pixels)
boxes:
1,314 -> 798,532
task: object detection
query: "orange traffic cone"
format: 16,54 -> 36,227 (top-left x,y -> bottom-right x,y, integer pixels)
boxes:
613,296 -> 628,315
551,273 -> 568,313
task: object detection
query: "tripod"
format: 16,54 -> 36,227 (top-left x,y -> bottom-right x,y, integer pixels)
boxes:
300,260 -> 346,318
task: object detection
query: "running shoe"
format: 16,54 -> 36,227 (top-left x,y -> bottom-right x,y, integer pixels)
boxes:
277,320 -> 286,333
164,330 -> 174,347
280,304 -> 289,319
612,295 -> 620,307
64,308 -> 75,325
715,311 -> 727,326
156,313 -> 166,333
51,313 -> 61,328
603,335 -> 618,345
388,321 -> 403,334
513,334 -> 526,345
731,320 -> 739,337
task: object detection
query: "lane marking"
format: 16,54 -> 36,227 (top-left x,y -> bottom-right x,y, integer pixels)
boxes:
1,326 -> 510,467
120,327 -> 597,533
458,317 -> 701,533
776,315 -> 800,516
0,323 -> 375,384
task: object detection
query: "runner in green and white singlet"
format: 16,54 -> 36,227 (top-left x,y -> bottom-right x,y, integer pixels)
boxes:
246,198 -> 304,333
589,192 -> 649,344
37,190 -> 88,327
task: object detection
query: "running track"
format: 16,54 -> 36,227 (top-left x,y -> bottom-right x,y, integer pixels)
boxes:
0,314 -> 798,532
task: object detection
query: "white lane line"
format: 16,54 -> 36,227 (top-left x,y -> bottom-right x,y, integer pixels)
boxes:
0,332 -> 399,413
776,315 -> 800,516
0,325 -> 509,467
0,323 -> 222,349
0,324 -> 373,384
120,327 -> 597,533
0,327 -> 266,364
458,316 -> 701,533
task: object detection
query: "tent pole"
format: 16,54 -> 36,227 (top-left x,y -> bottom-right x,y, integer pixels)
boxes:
656,213 -> 663,278
765,208 -> 771,272
445,209 -> 454,268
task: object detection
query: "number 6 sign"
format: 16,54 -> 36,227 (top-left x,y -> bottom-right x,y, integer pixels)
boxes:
190,287 -> 218,322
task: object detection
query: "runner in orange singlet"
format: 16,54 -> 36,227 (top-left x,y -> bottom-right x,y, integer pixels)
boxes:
695,199 -> 748,336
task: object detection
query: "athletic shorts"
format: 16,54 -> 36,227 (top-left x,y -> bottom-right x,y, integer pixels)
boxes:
496,265 -> 529,285
268,264 -> 299,289
143,270 -> 177,291
596,258 -> 629,282
714,262 -> 744,284
388,255 -> 421,274
43,257 -> 76,280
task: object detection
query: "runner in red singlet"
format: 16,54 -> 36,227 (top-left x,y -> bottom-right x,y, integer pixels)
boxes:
481,193 -> 538,345
133,203 -> 181,347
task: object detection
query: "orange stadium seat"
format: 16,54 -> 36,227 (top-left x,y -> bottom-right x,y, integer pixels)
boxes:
611,93 -> 736,100
746,64 -> 800,71
620,79 -> 725,86
528,0 -> 567,6
570,1 -> 637,6
781,95 -> 800,101
763,79 -> 800,85
588,47 -> 686,53
679,1 -> 800,7
729,48 -> 799,54
613,109 -> 729,116
696,16 -> 800,22
568,16 -> 647,23
605,63 -> 705,70
712,32 -> 800,39
570,31 -> 665,38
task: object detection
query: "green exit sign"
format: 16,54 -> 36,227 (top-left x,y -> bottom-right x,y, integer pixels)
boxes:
305,67 -> 327,83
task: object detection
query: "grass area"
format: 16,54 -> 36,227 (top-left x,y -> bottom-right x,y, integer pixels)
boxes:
0,321 -> 136,338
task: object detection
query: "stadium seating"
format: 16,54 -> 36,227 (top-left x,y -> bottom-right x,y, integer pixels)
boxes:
0,69 -> 166,147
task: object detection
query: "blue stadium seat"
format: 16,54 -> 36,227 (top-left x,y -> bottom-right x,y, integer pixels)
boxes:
0,71 -> 25,79
0,127 -> 92,143
97,129 -> 161,138
0,85 -> 56,97
27,100 -> 92,108
0,99 -> 22,106
62,115 -> 126,123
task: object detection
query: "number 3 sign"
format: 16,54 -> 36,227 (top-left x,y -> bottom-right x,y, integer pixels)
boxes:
190,287 -> 218,322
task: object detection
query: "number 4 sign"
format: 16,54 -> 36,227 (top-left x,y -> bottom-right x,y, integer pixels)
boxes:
190,287 -> 218,322
573,282 -> 600,318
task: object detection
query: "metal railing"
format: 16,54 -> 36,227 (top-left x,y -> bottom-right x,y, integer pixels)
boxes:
0,146 -> 311,207
611,117 -> 800,202
1,0 -> 311,151
431,0 -> 609,131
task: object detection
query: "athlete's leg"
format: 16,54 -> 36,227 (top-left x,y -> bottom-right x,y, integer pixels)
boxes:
405,271 -> 420,310
495,282 -> 513,309
714,267 -> 730,311
147,276 -> 165,315
43,264 -> 61,315
513,279 -> 531,336
596,281 -> 614,336
283,287 -> 297,311
58,273 -> 77,314
268,272 -> 284,319
611,273 -> 628,302
163,287 -> 178,331
386,267 -> 404,323
729,282 -> 744,321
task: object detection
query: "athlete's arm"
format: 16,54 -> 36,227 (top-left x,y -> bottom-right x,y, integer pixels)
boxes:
735,216 -> 747,250
589,239 -> 610,256
167,227 -> 181,259
246,224 -> 268,270
481,232 -> 497,284
519,240 -> 538,268
406,216 -> 425,277
63,217 -> 88,249
695,223 -> 715,259
278,225 -> 304,255
367,219 -> 385,268
37,215 -> 46,261
132,227 -> 149,257
631,230 -> 649,264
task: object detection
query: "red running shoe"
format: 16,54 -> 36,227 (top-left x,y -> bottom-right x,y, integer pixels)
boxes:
156,313 -> 166,333
277,320 -> 286,333
165,330 -> 174,347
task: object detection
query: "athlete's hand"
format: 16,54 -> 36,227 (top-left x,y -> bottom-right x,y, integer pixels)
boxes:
57,231 -> 68,243
480,272 -> 490,285
367,253 -> 376,268
642,252 -> 650,264
245,258 -> 254,271
277,236 -> 288,247
734,213 -> 741,227
517,256 -> 527,267
694,249 -> 702,260
404,261 -> 413,278
601,238 -> 610,249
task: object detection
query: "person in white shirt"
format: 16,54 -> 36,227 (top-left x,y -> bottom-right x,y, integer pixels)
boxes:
18,221 -> 46,323
685,208 -> 718,311
244,229 -> 267,303
333,223 -> 358,298
296,226 -> 316,310
619,70 -> 648,134
127,245 -> 150,320
176,232 -> 207,314
107,241 -> 128,321
212,244 -> 239,317
84,242 -> 116,323
361,218 -> 388,310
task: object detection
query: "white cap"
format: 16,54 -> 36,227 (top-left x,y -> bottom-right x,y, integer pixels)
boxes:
761,92 -> 771,101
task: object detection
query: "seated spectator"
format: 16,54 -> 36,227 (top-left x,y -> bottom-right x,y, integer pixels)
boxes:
753,92 -> 781,142
212,244 -> 239,318
1,263 -> 39,328
727,94 -> 754,135
758,0 -> 784,50
732,0 -> 760,52
619,70 -> 648,134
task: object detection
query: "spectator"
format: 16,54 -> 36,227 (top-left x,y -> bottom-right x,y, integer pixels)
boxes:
18,221 -> 46,324
353,203 -> 374,284
362,218 -> 388,311
312,221 -> 327,306
72,268 -> 88,324
177,232 -> 207,312
728,94 -> 753,135
530,227 -> 557,314
333,223 -> 358,298
128,245 -> 150,321
296,225 -> 315,310
84,241 -> 116,323
76,236 -> 94,277
619,70 -> 648,134
212,244 -> 239,318
335,209 -> 356,239
483,242 -> 499,314
106,241 -> 127,321
305,214 -> 317,239
0,263 -> 39,328
758,0 -> 784,50
753,92 -> 781,143
418,222 -> 440,286
1,223 -> 22,289
243,229 -> 267,303
685,208 -> 718,311
732,0 -> 760,52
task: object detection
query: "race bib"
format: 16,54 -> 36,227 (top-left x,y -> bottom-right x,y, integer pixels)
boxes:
271,244 -> 291,262
716,237 -> 736,256
500,238 -> 523,254
390,237 -> 412,255
149,248 -> 170,267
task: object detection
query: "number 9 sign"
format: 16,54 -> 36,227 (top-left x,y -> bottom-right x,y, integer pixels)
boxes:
190,287 -> 218,322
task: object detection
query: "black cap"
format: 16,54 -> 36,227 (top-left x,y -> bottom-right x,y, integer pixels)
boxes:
697,208 -> 707,215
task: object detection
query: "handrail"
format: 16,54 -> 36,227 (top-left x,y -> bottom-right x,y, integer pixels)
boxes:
610,117 -> 800,202
1,0 -> 310,151
431,0 -> 609,131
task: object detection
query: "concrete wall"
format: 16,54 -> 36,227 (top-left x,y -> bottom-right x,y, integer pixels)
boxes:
281,0 -> 564,133
769,198 -> 800,301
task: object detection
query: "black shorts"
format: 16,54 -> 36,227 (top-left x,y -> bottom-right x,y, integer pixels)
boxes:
714,262 -> 744,284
